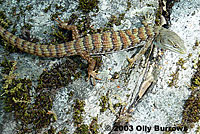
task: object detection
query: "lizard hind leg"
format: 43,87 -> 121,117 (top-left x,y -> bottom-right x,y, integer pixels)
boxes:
79,51 -> 101,85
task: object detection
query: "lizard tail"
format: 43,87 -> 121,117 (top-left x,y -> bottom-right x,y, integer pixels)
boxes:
0,25 -> 78,57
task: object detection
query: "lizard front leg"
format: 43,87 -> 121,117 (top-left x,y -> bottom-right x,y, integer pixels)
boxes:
127,38 -> 153,67
79,51 -> 101,85
55,17 -> 101,85
54,16 -> 80,40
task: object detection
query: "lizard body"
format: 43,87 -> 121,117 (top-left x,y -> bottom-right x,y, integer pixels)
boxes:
0,20 -> 186,84
0,25 -> 155,57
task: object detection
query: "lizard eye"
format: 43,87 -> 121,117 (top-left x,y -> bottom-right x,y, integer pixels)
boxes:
173,44 -> 179,48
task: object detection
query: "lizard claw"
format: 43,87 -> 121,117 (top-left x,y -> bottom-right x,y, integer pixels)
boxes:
88,70 -> 101,85
54,16 -> 64,25
54,16 -> 69,29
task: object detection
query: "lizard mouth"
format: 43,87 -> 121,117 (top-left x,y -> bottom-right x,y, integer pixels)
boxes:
164,43 -> 187,54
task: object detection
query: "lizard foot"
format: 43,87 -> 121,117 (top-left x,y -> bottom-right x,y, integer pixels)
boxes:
127,56 -> 135,68
88,70 -> 101,85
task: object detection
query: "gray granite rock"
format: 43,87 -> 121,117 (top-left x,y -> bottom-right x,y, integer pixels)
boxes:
0,0 -> 199,133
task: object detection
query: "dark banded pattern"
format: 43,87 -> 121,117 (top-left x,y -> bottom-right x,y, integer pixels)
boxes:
0,24 -> 157,57
0,22 -> 186,85
91,33 -> 102,53
110,31 -> 122,51
124,29 -> 138,48
138,27 -> 148,41
145,25 -> 154,37
102,32 -> 112,52
0,25 -> 79,57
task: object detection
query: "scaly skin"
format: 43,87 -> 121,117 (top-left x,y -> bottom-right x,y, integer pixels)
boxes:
0,20 -> 186,85
0,25 -> 156,57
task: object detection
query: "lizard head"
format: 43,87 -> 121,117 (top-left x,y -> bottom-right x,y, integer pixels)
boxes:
154,27 -> 186,54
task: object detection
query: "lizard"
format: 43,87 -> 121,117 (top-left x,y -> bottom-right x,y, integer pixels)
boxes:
0,16 -> 186,85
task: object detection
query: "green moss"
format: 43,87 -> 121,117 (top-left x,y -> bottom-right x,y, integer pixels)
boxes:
43,4 -> 51,13
25,4 -> 33,11
0,11 -> 22,53
55,3 -> 63,10
89,117 -> 99,134
167,70 -> 179,87
188,53 -> 192,58
192,40 -> 199,50
195,40 -> 199,46
168,58 -> 186,87
113,102 -> 121,109
23,23 -> 33,31
192,59 -> 200,88
11,7 -> 17,16
99,95 -> 109,112
57,127 -> 69,134
51,29 -> 70,44
126,0 -> 132,11
176,58 -> 186,70
196,126 -> 200,133
72,99 -> 85,126
0,58 -> 55,133
181,51 -> 200,130
0,58 -> 16,74
47,126 -> 56,134
105,14 -> 125,28
38,59 -> 80,90
72,99 -> 100,133
78,0 -> 99,13
0,60 -> 31,112
74,124 -> 89,134
0,0 -> 4,5
0,10 -> 12,29
155,7 -> 162,25
67,91 -> 75,102
111,72 -> 120,80
182,89 -> 200,128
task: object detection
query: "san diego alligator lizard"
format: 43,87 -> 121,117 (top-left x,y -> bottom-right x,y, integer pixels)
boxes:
0,17 -> 186,84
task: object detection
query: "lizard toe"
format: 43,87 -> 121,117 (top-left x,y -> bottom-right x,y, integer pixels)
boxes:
88,70 -> 101,85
